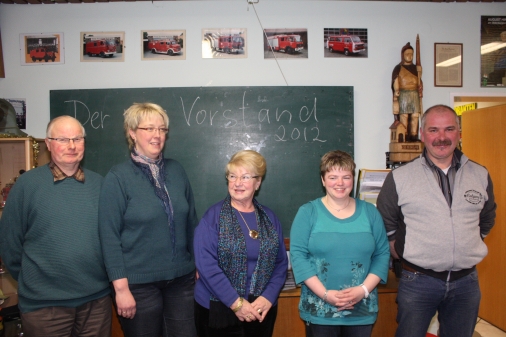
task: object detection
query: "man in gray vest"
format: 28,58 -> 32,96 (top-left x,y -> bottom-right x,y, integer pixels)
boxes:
377,104 -> 496,337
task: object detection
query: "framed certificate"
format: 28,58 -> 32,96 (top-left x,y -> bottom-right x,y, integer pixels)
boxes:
434,43 -> 463,87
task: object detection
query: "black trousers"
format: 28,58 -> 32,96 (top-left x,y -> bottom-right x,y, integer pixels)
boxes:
194,301 -> 278,337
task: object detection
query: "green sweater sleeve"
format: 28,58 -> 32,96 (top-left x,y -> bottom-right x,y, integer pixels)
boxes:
289,202 -> 316,285
99,170 -> 129,281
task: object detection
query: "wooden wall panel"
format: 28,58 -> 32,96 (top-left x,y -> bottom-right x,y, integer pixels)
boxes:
0,31 -> 5,78
462,104 -> 506,331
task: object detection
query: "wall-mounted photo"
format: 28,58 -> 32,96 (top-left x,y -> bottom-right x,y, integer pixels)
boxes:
81,32 -> 125,62
202,28 -> 247,59
480,16 -> 506,87
323,28 -> 368,58
263,29 -> 308,59
142,30 -> 185,60
19,33 -> 64,65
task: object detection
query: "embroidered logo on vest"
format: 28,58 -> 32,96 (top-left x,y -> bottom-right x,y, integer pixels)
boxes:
464,190 -> 483,204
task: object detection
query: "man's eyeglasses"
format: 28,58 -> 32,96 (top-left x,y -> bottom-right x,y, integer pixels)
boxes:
226,174 -> 259,182
48,137 -> 85,144
137,127 -> 169,134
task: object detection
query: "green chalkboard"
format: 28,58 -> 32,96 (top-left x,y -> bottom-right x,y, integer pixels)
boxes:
50,86 -> 353,236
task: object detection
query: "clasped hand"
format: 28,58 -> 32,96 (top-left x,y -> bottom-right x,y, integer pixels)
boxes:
233,296 -> 272,323
325,286 -> 365,311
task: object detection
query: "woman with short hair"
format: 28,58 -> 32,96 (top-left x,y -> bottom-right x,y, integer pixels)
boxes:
290,150 -> 390,337
194,150 -> 288,337
99,102 -> 198,337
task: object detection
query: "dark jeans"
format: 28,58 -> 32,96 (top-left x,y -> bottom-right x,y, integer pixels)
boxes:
116,271 -> 196,337
194,301 -> 278,337
395,269 -> 481,337
305,323 -> 373,337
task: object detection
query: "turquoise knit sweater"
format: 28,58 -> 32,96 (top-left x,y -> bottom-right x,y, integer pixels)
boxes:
0,165 -> 110,313
98,158 -> 197,284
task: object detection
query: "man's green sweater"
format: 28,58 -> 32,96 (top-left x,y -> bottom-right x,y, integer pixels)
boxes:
0,165 -> 110,313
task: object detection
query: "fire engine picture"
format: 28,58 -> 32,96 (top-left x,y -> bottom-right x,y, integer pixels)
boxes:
324,28 -> 368,58
81,32 -> 125,62
263,29 -> 308,59
202,29 -> 247,59
142,30 -> 185,61
20,33 -> 64,65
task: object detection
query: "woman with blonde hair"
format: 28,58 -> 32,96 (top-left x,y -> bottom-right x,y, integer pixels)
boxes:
99,102 -> 198,337
194,150 -> 288,337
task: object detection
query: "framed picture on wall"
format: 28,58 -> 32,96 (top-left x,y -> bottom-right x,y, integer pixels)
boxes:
202,28 -> 247,59
142,30 -> 186,61
80,32 -> 125,62
263,28 -> 308,59
434,43 -> 463,87
480,16 -> 506,87
323,28 -> 368,58
19,32 -> 64,66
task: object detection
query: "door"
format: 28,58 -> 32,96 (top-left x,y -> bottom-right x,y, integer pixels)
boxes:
461,104 -> 506,331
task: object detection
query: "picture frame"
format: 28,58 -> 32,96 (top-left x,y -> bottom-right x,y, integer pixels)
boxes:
202,28 -> 247,59
263,28 -> 308,59
80,32 -> 125,62
434,43 -> 463,87
19,32 -> 65,66
323,28 -> 368,58
480,16 -> 506,87
142,30 -> 186,61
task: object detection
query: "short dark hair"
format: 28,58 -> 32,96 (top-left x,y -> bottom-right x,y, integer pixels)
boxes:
320,150 -> 356,178
421,104 -> 460,130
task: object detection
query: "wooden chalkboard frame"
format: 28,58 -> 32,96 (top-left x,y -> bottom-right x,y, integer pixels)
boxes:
50,86 -> 353,235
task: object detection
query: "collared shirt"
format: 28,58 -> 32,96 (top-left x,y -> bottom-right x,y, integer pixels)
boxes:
48,161 -> 85,183
422,148 -> 461,207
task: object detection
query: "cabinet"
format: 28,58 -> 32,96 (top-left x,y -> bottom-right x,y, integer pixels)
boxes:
462,104 -> 506,331
0,137 -> 50,215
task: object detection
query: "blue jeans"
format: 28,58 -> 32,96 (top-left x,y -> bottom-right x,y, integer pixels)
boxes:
305,323 -> 372,337
117,271 -> 197,337
395,269 -> 481,337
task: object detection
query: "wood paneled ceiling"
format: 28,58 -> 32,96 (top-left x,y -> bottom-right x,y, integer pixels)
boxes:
0,0 -> 504,4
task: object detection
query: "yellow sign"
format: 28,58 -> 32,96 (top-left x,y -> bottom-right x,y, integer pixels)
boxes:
455,103 -> 477,116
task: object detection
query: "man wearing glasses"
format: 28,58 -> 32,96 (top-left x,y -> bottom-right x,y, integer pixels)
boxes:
0,115 -> 112,336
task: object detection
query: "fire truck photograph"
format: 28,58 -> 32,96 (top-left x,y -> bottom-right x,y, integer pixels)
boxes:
324,28 -> 368,58
81,32 -> 124,62
202,29 -> 247,58
142,30 -> 185,60
264,29 -> 308,59
22,34 -> 63,65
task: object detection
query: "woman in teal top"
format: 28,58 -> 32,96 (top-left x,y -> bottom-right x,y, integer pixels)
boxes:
290,150 -> 390,337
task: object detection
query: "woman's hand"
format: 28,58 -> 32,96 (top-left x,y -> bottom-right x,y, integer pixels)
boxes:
113,278 -> 137,319
230,297 -> 262,323
251,296 -> 272,322
330,286 -> 367,311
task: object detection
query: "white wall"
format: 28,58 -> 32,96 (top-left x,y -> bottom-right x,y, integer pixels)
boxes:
0,1 -> 505,170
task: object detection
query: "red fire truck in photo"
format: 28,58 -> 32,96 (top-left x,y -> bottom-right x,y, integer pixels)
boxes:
85,38 -> 117,58
326,35 -> 365,56
207,33 -> 244,54
267,35 -> 304,54
29,47 -> 56,62
148,39 -> 181,56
